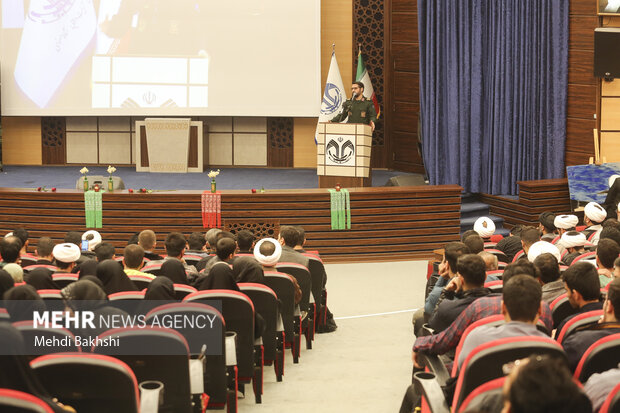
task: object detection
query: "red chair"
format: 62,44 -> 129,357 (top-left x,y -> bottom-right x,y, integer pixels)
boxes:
551,235 -> 561,245
572,251 -> 597,265
0,388 -> 56,413
485,270 -> 503,279
126,274 -> 153,290
302,252 -> 329,333
30,353 -> 140,413
483,280 -> 503,294
511,250 -> 525,262
0,308 -> 9,321
108,291 -> 146,300
576,225 -> 587,232
22,264 -> 58,274
555,310 -> 603,344
600,382 -> 620,413
13,321 -> 81,358
19,254 -> 38,268
550,293 -> 579,329
452,315 -> 504,376
275,262 -> 314,349
485,249 -> 508,264
490,234 -> 504,243
574,333 -> 620,382
173,284 -> 197,300
457,377 -> 505,413
51,273 -> 78,288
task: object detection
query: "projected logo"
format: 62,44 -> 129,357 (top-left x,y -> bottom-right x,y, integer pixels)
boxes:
28,0 -> 74,24
326,136 -> 355,166
320,83 -> 342,115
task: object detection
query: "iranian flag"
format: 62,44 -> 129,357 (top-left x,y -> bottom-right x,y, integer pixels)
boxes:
356,49 -> 380,118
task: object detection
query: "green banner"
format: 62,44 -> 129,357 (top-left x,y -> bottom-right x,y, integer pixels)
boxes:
84,191 -> 103,228
328,189 -> 351,230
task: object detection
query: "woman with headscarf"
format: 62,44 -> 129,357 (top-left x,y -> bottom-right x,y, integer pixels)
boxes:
80,275 -> 105,290
140,276 -> 177,315
0,269 -> 15,307
24,268 -> 59,290
3,285 -> 46,322
0,323 -> 74,412
77,259 -> 98,279
160,259 -> 189,284
197,262 -> 240,291
232,256 -> 265,284
96,259 -> 138,295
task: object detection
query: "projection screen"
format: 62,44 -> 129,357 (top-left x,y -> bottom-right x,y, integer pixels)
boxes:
0,0 -> 321,117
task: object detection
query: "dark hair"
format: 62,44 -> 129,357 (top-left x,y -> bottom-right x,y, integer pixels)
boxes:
94,242 -> 115,262
508,355 -> 592,413
461,230 -> 478,242
600,227 -> 620,247
127,232 -> 140,245
236,230 -> 255,251
295,226 -> 306,246
123,244 -> 144,269
615,256 -> 620,268
520,227 -> 541,247
279,226 -> 298,247
56,259 -> 73,270
538,212 -> 556,233
353,81 -> 364,90
216,238 -> 236,260
533,253 -> 560,284
188,232 -> 206,250
216,231 -> 235,242
607,278 -> 620,320
463,234 -> 484,254
0,238 -> 22,263
562,262 -> 601,301
36,237 -> 55,258
259,240 -> 276,257
597,239 -> 620,269
12,228 -> 29,246
164,232 -> 187,257
502,261 -> 538,284
456,254 -> 486,287
64,231 -> 82,247
503,275 -> 542,322
444,242 -> 470,273
138,230 -> 157,250
510,225 -> 526,237
602,218 -> 620,230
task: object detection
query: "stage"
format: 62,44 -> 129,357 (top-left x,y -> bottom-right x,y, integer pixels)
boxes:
0,166 -> 408,191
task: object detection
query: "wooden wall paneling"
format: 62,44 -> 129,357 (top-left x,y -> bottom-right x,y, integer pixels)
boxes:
567,84 -> 597,120
293,118 -> 318,168
267,118 -> 293,167
568,50 -> 596,85
570,0 -> 597,15
568,16 -> 598,50
566,118 -> 596,153
1,117 -> 43,165
41,117 -> 66,165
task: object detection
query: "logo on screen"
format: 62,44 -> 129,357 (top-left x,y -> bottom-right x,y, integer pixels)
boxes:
320,83 -> 342,115
326,137 -> 354,164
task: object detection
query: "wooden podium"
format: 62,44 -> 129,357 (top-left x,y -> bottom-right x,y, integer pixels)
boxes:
316,122 -> 372,188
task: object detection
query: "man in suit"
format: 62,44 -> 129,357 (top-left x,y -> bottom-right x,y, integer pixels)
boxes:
277,225 -> 310,269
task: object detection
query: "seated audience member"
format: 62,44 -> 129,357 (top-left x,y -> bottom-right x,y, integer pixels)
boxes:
560,231 -> 587,266
236,230 -> 255,254
603,217 -> 620,230
554,214 -> 579,254
533,253 -> 565,304
527,239 -> 561,263
0,323 -> 73,413
473,216 -> 495,240
597,238 -> 620,287
555,262 -> 603,336
584,201 -> 607,245
93,242 -> 115,262
161,259 -> 189,284
64,230 -> 91,264
562,277 -> 620,370
478,251 -> 499,272
463,234 -> 484,254
11,228 -> 30,256
413,242 -> 470,336
255,238 -> 302,304
0,235 -> 23,268
502,355 -> 592,413
138,229 -> 164,261
0,269 -> 15,303
412,261 -> 552,362
24,268 -> 59,290
615,256 -> 620,281
198,261 -> 240,291
200,235 -> 236,276
140,276 -> 176,314
3,284 -> 46,322
294,226 -> 307,252
4,263 -> 24,283
96,259 -> 138,295
460,229 -> 478,242
538,211 -> 557,242
186,231 -> 209,258
278,225 -> 310,268
584,363 -> 620,412
127,232 -> 140,245
52,242 -> 81,273
519,227 -> 541,260
456,274 -> 547,369
428,254 -> 491,332
233,256 -> 265,284
122,244 -> 154,279
495,225 -> 525,262
600,226 -> 620,247
33,237 -> 57,268
82,230 -> 102,252
195,228 -> 223,272
159,232 -> 198,277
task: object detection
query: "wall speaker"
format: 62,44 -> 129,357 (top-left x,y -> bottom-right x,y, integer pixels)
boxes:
385,174 -> 428,187
594,28 -> 620,79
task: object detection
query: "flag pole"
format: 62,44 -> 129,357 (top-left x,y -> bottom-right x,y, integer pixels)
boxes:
332,43 -> 335,54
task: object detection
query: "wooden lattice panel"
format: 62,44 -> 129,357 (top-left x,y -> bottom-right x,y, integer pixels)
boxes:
223,219 -> 280,239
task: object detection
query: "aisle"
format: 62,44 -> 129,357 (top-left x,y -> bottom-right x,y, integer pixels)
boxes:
238,260 -> 428,413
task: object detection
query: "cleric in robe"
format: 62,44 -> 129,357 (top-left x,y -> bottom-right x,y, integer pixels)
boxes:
330,82 -> 377,131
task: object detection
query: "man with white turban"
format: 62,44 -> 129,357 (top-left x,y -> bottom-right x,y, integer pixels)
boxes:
82,230 -> 102,251
254,238 -> 302,304
560,231 -> 587,266
554,214 -> 580,255
473,217 -> 495,239
583,202 -> 607,245
527,240 -> 561,263
52,242 -> 81,273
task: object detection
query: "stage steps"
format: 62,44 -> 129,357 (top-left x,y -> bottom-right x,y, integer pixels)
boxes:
460,194 -> 511,237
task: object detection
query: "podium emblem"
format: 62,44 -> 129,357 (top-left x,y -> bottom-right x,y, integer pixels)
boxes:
326,137 -> 355,165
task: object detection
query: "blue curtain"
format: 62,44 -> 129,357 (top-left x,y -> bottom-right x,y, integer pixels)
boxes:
418,0 -> 568,195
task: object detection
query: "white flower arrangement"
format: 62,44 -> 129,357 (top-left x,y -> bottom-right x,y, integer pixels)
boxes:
208,169 -> 220,179
80,167 -> 89,175
107,165 -> 117,175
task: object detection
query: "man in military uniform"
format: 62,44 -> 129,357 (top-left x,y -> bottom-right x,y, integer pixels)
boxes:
330,82 -> 377,131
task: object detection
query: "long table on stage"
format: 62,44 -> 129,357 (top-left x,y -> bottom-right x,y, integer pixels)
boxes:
0,185 -> 462,263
